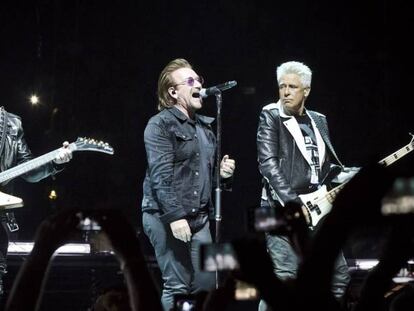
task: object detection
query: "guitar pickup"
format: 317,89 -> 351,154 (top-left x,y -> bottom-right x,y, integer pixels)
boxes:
307,202 -> 321,215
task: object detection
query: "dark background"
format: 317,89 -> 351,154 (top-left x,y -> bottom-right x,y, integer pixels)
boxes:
1,0 -> 412,258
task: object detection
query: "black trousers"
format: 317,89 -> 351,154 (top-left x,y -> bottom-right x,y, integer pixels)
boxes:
258,199 -> 351,310
0,220 -> 9,273
142,212 -> 215,311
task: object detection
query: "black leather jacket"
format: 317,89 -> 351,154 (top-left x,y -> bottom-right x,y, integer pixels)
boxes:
257,102 -> 336,206
0,109 -> 57,193
141,107 -> 230,224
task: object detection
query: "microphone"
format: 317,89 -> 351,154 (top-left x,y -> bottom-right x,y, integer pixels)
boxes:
199,80 -> 237,98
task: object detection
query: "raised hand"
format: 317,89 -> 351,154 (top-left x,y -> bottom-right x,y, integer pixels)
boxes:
32,207 -> 81,255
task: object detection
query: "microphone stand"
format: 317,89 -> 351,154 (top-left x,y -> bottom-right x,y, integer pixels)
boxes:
213,89 -> 222,289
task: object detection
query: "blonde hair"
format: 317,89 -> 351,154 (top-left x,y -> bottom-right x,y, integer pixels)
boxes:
157,58 -> 192,111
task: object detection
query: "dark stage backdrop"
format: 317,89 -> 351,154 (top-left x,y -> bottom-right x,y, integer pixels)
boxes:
0,0 -> 412,259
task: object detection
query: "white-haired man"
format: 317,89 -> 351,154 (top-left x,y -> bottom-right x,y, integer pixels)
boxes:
257,61 -> 355,310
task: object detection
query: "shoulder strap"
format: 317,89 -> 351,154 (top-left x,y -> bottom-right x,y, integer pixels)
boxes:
308,111 -> 344,167
0,107 -> 8,157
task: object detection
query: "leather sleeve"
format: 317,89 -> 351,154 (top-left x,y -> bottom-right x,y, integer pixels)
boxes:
256,109 -> 301,205
16,118 -> 57,183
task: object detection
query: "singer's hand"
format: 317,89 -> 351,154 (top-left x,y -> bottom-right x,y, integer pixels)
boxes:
170,219 -> 192,242
220,155 -> 236,179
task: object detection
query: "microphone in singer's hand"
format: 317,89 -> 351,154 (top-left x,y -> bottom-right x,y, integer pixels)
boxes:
199,81 -> 237,98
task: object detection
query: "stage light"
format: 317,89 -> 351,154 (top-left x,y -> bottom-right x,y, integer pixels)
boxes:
48,189 -> 57,200
30,94 -> 39,105
8,242 -> 91,254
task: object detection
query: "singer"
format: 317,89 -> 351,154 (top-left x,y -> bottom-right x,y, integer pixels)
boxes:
141,58 -> 236,310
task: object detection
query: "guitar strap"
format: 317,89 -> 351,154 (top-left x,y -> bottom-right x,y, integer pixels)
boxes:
0,107 -> 8,157
308,111 -> 344,168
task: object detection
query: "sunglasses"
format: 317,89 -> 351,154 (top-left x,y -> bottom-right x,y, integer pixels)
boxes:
173,76 -> 204,87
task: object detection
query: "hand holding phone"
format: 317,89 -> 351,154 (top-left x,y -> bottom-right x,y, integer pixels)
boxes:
200,243 -> 239,271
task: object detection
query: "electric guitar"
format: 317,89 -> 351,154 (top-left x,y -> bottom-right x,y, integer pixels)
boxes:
300,134 -> 414,228
0,137 -> 114,210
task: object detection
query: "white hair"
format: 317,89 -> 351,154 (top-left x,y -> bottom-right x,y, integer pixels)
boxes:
276,61 -> 312,88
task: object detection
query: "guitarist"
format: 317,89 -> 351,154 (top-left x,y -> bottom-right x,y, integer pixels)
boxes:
256,61 -> 357,310
0,107 -> 72,296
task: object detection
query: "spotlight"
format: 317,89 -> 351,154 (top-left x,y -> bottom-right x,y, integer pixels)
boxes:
30,95 -> 39,105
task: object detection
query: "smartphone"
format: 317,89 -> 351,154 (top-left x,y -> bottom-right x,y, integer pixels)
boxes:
199,243 -> 239,271
173,294 -> 197,311
381,177 -> 414,215
234,280 -> 259,300
254,207 -> 279,231
78,216 -> 101,231
253,206 -> 290,233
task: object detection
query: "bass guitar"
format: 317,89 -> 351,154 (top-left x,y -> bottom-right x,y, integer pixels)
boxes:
300,134 -> 414,228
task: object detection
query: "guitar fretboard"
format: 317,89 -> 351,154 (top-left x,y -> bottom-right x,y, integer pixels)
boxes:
379,143 -> 413,166
326,184 -> 346,204
0,150 -> 60,184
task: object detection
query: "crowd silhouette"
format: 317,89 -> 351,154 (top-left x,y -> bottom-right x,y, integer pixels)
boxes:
2,163 -> 413,310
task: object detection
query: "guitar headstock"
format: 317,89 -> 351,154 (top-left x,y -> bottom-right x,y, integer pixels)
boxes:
72,137 -> 114,155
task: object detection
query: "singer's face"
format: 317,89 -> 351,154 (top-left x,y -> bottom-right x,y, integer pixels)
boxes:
278,73 -> 309,116
171,68 -> 203,114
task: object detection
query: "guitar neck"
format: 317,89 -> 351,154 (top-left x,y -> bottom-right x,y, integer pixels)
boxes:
326,140 -> 414,202
326,183 -> 347,203
0,149 -> 61,184
379,142 -> 413,167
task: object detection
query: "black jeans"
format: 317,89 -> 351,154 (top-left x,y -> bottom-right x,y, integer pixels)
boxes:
143,212 -> 215,311
0,221 -> 9,272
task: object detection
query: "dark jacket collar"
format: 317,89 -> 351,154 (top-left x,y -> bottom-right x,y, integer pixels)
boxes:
168,106 -> 215,126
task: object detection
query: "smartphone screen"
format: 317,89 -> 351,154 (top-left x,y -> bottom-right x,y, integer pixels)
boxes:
173,294 -> 197,311
381,177 -> 414,215
254,207 -> 279,231
200,243 -> 239,271
234,280 -> 259,300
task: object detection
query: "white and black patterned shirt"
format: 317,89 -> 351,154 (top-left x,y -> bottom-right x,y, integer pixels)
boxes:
296,114 -> 320,185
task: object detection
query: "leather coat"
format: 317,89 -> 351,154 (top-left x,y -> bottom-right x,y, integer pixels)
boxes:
257,102 -> 338,207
